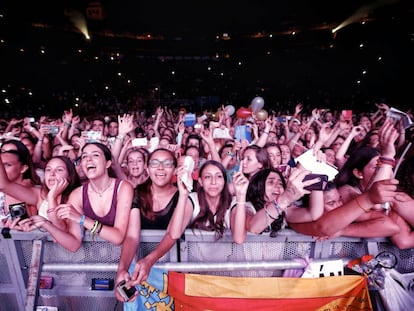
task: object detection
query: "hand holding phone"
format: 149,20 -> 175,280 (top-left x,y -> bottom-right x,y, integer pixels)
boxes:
302,174 -> 328,191
116,280 -> 137,301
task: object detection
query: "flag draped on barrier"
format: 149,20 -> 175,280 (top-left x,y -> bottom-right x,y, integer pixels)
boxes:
168,272 -> 372,311
125,267 -> 372,311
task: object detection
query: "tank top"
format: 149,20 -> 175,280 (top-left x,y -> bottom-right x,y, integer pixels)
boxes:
133,190 -> 179,230
82,179 -> 122,226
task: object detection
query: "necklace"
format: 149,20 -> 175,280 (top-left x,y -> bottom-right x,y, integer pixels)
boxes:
90,179 -> 112,197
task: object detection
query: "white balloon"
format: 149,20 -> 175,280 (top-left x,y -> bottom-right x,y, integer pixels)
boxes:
250,97 -> 264,113
224,105 -> 235,116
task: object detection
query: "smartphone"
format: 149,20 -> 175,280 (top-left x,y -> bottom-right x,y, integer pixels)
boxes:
234,125 -> 252,143
41,125 -> 59,135
9,202 -> 29,221
116,280 -> 137,301
132,137 -> 147,147
82,131 -> 102,143
277,117 -> 286,123
302,174 -> 328,191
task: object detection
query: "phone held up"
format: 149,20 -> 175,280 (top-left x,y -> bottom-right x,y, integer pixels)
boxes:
302,174 -> 328,191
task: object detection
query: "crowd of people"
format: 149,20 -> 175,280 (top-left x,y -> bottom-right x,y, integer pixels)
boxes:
0,101 -> 414,304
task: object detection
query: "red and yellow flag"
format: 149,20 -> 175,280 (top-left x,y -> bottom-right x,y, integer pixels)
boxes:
168,272 -> 372,311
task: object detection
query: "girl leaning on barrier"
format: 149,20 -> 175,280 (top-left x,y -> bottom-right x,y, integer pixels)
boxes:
115,158 -> 249,303
2,155 -> 81,234
0,143 -> 42,225
245,166 -> 325,237
291,181 -> 400,240
115,148 -> 192,303
29,142 -> 133,252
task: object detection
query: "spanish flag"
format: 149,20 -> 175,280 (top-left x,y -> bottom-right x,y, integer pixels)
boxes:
124,268 -> 372,311
167,272 -> 372,311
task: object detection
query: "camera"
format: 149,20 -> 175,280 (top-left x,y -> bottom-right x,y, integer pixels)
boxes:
9,202 -> 29,221
116,280 -> 137,301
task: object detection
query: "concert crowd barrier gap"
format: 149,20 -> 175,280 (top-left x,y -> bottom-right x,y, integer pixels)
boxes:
0,229 -> 413,311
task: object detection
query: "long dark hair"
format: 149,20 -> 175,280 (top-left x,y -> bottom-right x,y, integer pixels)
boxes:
41,156 -> 81,204
247,168 -> 286,211
242,144 -> 271,177
81,142 -> 118,178
335,146 -> 379,188
190,160 -> 232,240
2,148 -> 41,186
134,148 -> 177,220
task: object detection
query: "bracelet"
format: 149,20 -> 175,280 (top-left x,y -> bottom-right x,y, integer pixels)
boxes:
64,121 -> 71,128
355,197 -> 369,213
378,156 -> 395,167
96,222 -> 103,235
116,134 -> 125,141
263,131 -> 269,134
79,215 -> 86,237
379,156 -> 395,162
227,151 -> 235,158
90,220 -> 99,233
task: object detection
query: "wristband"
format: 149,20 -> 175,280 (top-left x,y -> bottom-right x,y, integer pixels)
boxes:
79,214 -> 86,237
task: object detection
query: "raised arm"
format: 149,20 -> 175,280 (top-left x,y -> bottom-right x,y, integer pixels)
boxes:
230,170 -> 249,244
289,179 -> 399,237
111,114 -> 134,161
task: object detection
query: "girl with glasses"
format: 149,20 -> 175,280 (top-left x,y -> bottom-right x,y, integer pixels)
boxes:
115,148 -> 194,303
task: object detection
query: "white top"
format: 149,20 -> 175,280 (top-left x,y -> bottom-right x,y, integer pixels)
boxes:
188,192 -> 255,229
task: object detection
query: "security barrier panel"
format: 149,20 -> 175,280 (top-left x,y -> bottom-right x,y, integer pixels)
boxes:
0,228 -> 412,311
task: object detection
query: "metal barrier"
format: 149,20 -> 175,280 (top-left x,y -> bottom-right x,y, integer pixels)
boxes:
0,228 -> 412,311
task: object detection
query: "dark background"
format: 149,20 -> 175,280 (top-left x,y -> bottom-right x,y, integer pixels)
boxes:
0,0 -> 413,117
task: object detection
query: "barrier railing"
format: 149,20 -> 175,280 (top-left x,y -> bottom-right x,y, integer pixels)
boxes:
0,228 -> 412,311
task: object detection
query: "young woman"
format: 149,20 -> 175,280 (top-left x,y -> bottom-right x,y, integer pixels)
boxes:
115,148 -> 192,302
335,120 -> 398,204
3,156 -> 81,232
241,144 -> 271,179
122,147 -> 149,188
245,167 -> 324,237
115,159 -> 249,303
264,142 -> 282,170
0,149 -> 41,223
38,142 -> 133,252
290,181 -> 400,240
